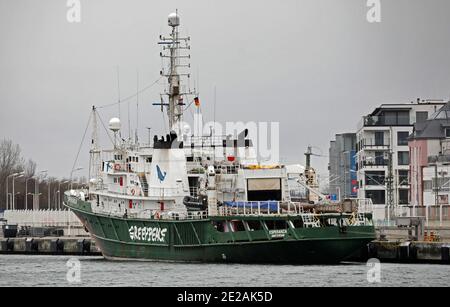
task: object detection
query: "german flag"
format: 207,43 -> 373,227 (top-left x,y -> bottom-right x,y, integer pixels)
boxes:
194,97 -> 200,107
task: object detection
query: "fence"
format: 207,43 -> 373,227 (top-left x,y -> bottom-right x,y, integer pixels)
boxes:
3,209 -> 83,228
373,205 -> 450,227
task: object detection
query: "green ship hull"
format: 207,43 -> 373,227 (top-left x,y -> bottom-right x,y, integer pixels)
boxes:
65,196 -> 376,264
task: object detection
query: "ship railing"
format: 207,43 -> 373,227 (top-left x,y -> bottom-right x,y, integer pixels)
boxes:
219,201 -> 306,216
186,135 -> 226,147
160,210 -> 208,220
354,198 -> 374,214
300,213 -> 321,228
185,211 -> 208,220
125,209 -> 209,221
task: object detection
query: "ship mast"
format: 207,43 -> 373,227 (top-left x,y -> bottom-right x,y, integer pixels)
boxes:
89,106 -> 101,186
158,11 -> 194,137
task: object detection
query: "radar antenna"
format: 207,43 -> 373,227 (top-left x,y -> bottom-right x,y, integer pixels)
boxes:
155,11 -> 196,137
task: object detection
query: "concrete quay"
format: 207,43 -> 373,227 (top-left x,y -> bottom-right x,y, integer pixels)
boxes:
359,240 -> 450,264
0,237 -> 101,256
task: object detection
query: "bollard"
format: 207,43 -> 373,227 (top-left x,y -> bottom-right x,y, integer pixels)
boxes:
0,239 -> 9,252
82,239 -> 91,254
56,239 -> 64,253
76,239 -> 91,254
25,238 -> 38,253
398,242 -> 410,261
409,244 -> 418,261
6,239 -> 14,252
442,246 -> 450,263
367,242 -> 378,258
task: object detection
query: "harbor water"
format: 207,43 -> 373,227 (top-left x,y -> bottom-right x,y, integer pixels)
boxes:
0,255 -> 449,287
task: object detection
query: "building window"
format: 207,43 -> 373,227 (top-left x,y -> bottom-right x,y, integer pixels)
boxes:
397,132 -> 409,146
398,152 -> 409,165
398,189 -> 409,205
365,171 -> 385,186
375,151 -> 385,165
374,131 -> 384,146
398,170 -> 409,186
380,111 -> 410,125
365,190 -> 385,204
445,128 -> 450,138
423,180 -> 432,191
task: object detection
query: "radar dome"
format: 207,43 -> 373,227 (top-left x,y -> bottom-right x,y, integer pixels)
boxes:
109,117 -> 121,132
168,12 -> 180,27
182,124 -> 191,135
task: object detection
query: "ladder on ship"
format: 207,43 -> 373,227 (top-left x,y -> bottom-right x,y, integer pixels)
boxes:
354,213 -> 367,226
301,213 -> 321,228
138,173 -> 149,196
282,179 -> 291,202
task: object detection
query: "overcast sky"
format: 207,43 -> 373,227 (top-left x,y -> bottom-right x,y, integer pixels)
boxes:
1,0 -> 450,179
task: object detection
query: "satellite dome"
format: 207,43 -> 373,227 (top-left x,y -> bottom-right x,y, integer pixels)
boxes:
168,12 -> 180,27
108,117 -> 121,132
182,124 -> 191,135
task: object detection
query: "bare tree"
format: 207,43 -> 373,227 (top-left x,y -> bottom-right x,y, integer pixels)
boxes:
0,139 -> 75,210
24,159 -> 37,178
0,139 -> 24,209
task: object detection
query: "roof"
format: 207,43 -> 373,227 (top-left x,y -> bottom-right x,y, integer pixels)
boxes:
410,102 -> 450,140
369,101 -> 446,116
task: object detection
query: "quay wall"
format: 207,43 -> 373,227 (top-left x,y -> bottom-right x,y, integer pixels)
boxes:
0,237 -> 100,256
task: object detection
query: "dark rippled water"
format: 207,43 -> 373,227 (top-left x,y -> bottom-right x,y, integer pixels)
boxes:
0,255 -> 449,287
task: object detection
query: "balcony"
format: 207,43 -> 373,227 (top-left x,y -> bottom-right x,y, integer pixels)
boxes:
358,114 -> 413,129
358,138 -> 390,151
361,160 -> 388,168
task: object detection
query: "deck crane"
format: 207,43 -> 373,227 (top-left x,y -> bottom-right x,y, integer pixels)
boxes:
303,146 -> 327,203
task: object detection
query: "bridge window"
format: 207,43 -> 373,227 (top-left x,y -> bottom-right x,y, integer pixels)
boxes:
264,220 -> 288,230
291,219 -> 304,228
246,220 -> 262,231
212,221 -> 229,232
230,220 -> 246,232
247,178 -> 282,201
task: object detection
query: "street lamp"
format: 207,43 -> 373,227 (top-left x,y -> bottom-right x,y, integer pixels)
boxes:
46,179 -> 52,210
13,192 -> 20,210
34,170 -> 48,210
28,193 -> 42,210
12,172 -> 24,210
5,172 -> 23,210
70,167 -> 84,189
25,176 -> 36,210
54,190 -> 60,210
58,180 -> 70,209
7,193 -> 12,209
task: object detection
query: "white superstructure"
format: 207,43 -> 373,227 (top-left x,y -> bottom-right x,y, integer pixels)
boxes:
83,13 -> 293,220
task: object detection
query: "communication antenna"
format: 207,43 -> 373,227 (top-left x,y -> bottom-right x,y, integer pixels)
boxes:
135,69 -> 139,144
213,85 -> 217,160
153,11 -> 196,137
89,106 -> 101,185
127,93 -> 131,142
116,66 -> 121,120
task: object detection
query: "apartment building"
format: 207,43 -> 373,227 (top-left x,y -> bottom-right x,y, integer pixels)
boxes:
329,133 -> 357,201
356,100 -> 445,211
409,101 -> 450,207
